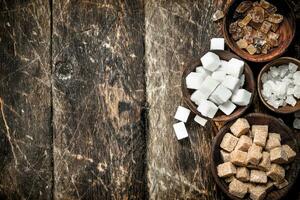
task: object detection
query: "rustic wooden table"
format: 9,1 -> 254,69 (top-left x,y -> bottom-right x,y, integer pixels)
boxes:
0,0 -> 299,199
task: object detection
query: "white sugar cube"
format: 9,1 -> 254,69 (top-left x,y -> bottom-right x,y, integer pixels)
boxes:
218,60 -> 229,72
294,85 -> 300,98
227,58 -> 244,78
231,89 -> 252,106
210,84 -> 232,105
285,95 -> 297,106
191,76 -> 220,104
185,72 -> 206,89
212,71 -> 226,82
174,106 -> 190,123
210,38 -> 225,50
289,62 -> 298,73
293,71 -> 300,85
222,75 -> 240,91
194,115 -> 208,126
196,66 -> 212,77
190,90 -> 205,105
173,122 -> 189,140
197,100 -> 218,118
239,74 -> 245,87
293,118 -> 300,129
219,101 -> 237,115
200,52 -> 221,72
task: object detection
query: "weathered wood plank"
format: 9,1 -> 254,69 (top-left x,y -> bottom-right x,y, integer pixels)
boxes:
52,0 -> 147,199
0,1 -> 53,199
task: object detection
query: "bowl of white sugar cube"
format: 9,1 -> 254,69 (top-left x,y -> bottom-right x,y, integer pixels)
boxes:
258,57 -> 300,114
211,113 -> 299,200
182,50 -> 255,122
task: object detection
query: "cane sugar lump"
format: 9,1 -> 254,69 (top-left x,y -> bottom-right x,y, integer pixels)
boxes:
220,150 -> 230,162
200,52 -> 221,72
236,167 -> 250,182
230,150 -> 248,166
258,152 -> 271,171
230,118 -> 250,137
220,133 -> 239,152
249,185 -> 267,200
250,170 -> 268,184
228,178 -> 248,198
282,144 -> 296,162
270,147 -> 288,164
252,125 -> 268,147
217,162 -> 237,178
267,163 -> 285,182
274,179 -> 289,189
265,135 -> 281,151
235,135 -> 252,151
247,144 -> 263,165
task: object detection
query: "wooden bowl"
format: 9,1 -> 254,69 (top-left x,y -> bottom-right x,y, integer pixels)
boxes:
223,0 -> 296,63
211,113 -> 300,200
258,57 -> 300,114
181,50 -> 256,122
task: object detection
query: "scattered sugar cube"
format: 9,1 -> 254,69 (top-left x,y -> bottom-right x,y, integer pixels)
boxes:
217,162 -> 236,178
230,150 -> 248,166
220,150 -> 230,162
200,52 -> 221,72
236,167 -> 250,182
230,118 -> 250,137
219,101 -> 236,115
235,135 -> 252,151
222,75 -> 240,91
209,84 -> 232,105
174,106 -> 190,123
270,147 -> 288,164
285,95 -> 297,106
247,144 -> 263,165
227,58 -> 244,78
211,71 -> 226,82
274,179 -> 289,189
282,144 -> 296,162
265,135 -> 281,151
191,76 -> 220,104
267,163 -> 285,182
231,89 -> 252,106
228,178 -> 248,198
197,100 -> 218,118
173,122 -> 189,140
185,72 -> 206,89
252,125 -> 268,147
249,185 -> 267,200
196,66 -> 212,77
250,170 -> 267,184
210,38 -> 225,50
258,152 -> 271,171
289,62 -> 298,73
220,132 -> 239,152
194,115 -> 207,126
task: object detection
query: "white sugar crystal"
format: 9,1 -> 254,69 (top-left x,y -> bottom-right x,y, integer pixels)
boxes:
278,65 -> 289,78
270,66 -> 280,78
293,71 -> 300,85
194,115 -> 208,126
231,89 -> 252,106
287,87 -> 294,95
210,38 -> 225,50
209,84 -> 232,105
239,74 -> 245,87
285,95 -> 297,106
200,52 -> 221,72
289,62 -> 298,73
219,101 -> 237,115
275,81 -> 288,98
173,122 -> 189,140
267,98 -> 284,109
226,58 -> 244,77
293,118 -> 300,130
174,106 -> 190,123
197,100 -> 218,118
185,72 -> 206,89
212,71 -> 226,82
261,72 -> 269,83
293,85 -> 300,98
222,75 -> 240,91
196,66 -> 212,77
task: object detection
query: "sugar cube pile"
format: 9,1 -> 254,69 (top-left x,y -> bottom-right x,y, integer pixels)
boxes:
261,62 -> 299,109
186,49 -> 252,119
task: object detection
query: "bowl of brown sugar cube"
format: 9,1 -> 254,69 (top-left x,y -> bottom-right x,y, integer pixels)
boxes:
223,0 -> 295,62
211,113 -> 300,200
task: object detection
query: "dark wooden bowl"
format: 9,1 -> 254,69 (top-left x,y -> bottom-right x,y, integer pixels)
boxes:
181,50 -> 256,122
223,0 -> 296,63
211,113 -> 300,200
258,57 -> 300,114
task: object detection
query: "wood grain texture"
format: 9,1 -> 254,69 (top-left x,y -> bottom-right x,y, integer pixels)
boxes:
0,1 -> 53,199
52,0 -> 147,199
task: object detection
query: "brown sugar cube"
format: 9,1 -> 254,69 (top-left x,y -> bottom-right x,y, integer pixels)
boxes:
236,167 -> 250,182
250,170 -> 267,184
267,163 -> 285,182
247,164 -> 260,170
229,178 -> 248,198
274,179 -> 289,189
220,133 -> 239,152
265,135 -> 281,151
247,144 -> 263,165
225,176 -> 234,183
265,181 -> 274,192
246,44 -> 257,55
230,118 -> 250,137
252,125 -> 268,147
258,151 -> 271,171
236,39 -> 248,49
270,147 -> 288,164
249,185 -> 267,200
269,133 -> 281,141
220,150 -> 230,162
217,162 -> 236,178
235,135 -> 252,151
282,144 -> 296,162
230,150 -> 248,166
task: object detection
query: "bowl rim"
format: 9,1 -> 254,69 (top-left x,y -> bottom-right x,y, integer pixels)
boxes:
222,0 -> 296,63
210,112 -> 300,200
181,50 -> 256,122
257,57 -> 300,114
